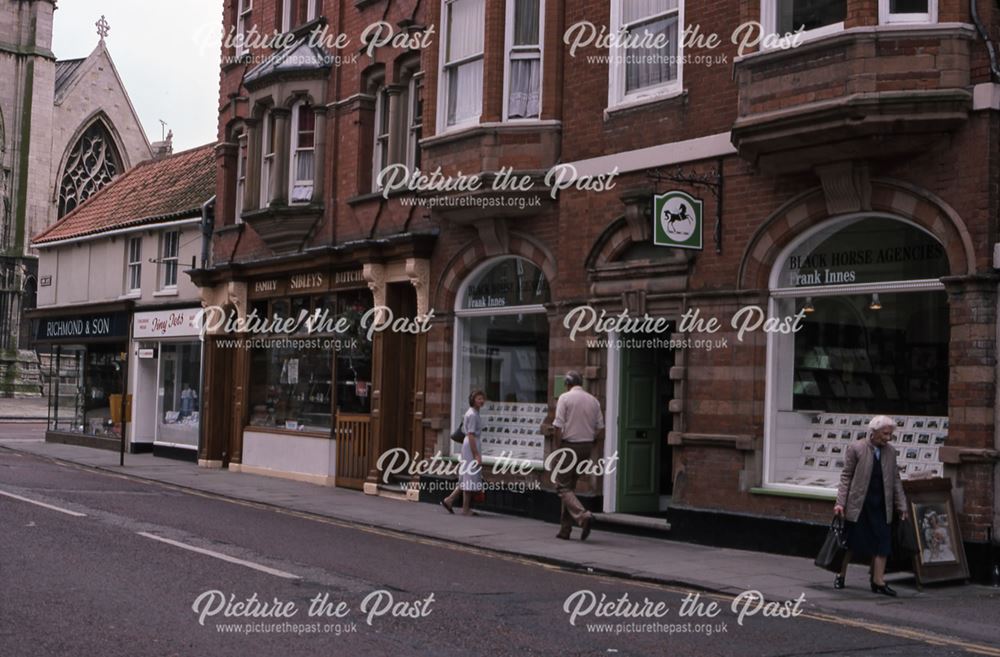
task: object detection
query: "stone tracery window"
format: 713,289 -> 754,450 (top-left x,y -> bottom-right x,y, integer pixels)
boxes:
58,121 -> 122,218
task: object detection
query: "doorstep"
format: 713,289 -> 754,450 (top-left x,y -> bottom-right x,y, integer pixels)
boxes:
592,512 -> 672,532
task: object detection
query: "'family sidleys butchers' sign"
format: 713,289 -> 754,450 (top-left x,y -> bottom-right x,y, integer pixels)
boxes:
37,312 -> 128,341
249,269 -> 364,298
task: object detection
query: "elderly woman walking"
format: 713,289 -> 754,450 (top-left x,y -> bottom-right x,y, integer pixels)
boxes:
833,415 -> 909,596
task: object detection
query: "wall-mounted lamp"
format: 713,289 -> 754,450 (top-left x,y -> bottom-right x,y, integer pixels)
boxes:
869,293 -> 882,311
802,297 -> 815,314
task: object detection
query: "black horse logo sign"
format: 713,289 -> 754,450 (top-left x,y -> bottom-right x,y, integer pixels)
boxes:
654,191 -> 703,250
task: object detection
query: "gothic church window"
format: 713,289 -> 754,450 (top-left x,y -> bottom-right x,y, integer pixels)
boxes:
58,121 -> 123,218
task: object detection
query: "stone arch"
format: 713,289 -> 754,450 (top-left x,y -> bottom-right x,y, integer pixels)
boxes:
433,231 -> 557,312
585,216 -> 631,270
738,179 -> 977,290
55,112 -> 128,218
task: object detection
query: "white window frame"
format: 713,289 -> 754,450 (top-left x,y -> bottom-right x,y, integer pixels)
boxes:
126,236 -> 142,294
437,0 -> 485,133
235,131 -> 247,223
608,0 -> 684,110
879,0 -> 937,24
260,110 -> 274,208
289,101 -> 315,205
160,230 -> 180,290
406,73 -> 424,169
282,0 -> 319,33
236,0 -> 252,58
761,213 -> 948,497
503,0 -> 544,121
760,0 -> 845,49
372,87 -> 390,191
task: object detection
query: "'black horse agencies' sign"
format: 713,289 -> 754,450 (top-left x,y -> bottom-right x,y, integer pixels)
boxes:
653,190 -> 704,250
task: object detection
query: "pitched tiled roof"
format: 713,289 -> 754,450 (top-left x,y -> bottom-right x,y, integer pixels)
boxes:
32,143 -> 216,245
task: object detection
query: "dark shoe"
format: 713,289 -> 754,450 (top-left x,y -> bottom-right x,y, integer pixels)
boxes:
834,575 -> 845,589
556,529 -> 571,540
871,582 -> 897,597
440,500 -> 454,514
579,515 -> 592,542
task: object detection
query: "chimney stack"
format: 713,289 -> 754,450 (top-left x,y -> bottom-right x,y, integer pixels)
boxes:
151,130 -> 174,159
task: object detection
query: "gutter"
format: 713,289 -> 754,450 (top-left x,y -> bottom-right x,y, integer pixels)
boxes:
971,0 -> 1000,82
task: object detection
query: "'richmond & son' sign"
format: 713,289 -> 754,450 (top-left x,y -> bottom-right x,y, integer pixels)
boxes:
36,312 -> 129,341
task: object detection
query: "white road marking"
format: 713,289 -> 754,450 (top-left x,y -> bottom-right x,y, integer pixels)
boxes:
0,489 -> 87,517
136,531 -> 301,580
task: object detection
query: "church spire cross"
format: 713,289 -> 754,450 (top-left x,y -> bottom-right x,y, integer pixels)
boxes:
96,15 -> 111,43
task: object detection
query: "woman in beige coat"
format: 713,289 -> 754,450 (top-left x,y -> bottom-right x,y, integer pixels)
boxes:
833,415 -> 908,596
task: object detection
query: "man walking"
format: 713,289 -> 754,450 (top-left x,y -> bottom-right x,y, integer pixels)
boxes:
552,371 -> 604,541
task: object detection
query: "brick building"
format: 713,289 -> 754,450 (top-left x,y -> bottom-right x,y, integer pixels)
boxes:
196,0 -> 999,578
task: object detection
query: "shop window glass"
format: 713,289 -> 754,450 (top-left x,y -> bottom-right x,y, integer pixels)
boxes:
47,345 -> 125,437
334,290 -> 374,414
158,343 -> 201,448
250,344 -> 332,432
455,258 -> 550,463
766,217 -> 950,492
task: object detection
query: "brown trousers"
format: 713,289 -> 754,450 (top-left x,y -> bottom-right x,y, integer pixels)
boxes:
553,441 -> 594,531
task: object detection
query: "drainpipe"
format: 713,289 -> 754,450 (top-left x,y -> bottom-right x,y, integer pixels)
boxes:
971,0 -> 1000,82
200,195 -> 216,269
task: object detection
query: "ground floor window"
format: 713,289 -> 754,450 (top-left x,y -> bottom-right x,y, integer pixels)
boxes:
765,215 -> 950,492
45,344 -> 126,437
453,257 -> 550,463
247,289 -> 373,431
157,342 -> 201,448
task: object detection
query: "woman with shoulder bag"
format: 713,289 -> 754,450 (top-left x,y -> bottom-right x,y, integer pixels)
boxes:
833,415 -> 909,596
441,390 -> 485,516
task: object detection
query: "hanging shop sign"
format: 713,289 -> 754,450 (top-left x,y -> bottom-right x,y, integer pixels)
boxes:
36,312 -> 129,342
133,307 -> 203,339
653,190 -> 704,250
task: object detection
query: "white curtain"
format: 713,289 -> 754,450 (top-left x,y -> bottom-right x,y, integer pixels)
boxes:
625,15 -> 678,93
513,0 -> 540,45
448,0 -> 485,60
508,58 -> 540,118
622,0 -> 677,24
448,59 -> 483,125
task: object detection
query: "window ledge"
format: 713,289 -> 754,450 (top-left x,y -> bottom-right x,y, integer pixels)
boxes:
604,89 -> 687,120
152,288 -> 179,298
750,486 -> 836,501
118,292 -> 141,301
422,120 -> 562,149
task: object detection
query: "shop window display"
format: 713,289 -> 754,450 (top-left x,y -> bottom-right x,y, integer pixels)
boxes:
454,257 -> 550,463
248,289 -> 373,431
765,217 -> 950,492
45,345 -> 126,437
158,343 -> 201,447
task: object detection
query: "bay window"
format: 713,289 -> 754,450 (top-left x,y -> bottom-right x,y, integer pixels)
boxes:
260,110 -> 275,208
290,102 -> 315,204
609,0 -> 681,108
762,0 -> 845,42
505,0 -> 543,120
439,0 -> 484,129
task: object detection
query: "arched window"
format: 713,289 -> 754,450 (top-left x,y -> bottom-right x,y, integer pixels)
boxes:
452,256 -> 551,464
764,215 -> 951,494
59,120 -> 122,218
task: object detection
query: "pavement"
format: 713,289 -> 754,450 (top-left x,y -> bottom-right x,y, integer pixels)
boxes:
0,396 -> 48,420
2,421 -> 998,649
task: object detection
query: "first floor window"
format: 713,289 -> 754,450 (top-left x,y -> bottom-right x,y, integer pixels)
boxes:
290,103 -> 315,204
880,0 -> 935,23
161,230 -> 179,289
441,0 -> 484,128
505,0 -> 542,119
453,257 -> 551,464
235,131 -> 247,222
406,75 -> 424,169
126,236 -> 142,292
610,0 -> 680,106
372,87 -> 390,190
260,110 -> 275,208
765,216 -> 950,492
767,0 -> 845,37
283,0 -> 318,32
235,0 -> 252,57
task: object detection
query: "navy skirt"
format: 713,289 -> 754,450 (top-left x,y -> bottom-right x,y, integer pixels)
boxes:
845,459 -> 892,558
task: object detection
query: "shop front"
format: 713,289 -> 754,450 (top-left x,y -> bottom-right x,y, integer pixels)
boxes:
33,304 -> 132,450
130,307 -> 205,457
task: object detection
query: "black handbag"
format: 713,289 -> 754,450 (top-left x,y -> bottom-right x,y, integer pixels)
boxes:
450,426 -> 466,444
894,517 -> 919,557
815,516 -> 849,572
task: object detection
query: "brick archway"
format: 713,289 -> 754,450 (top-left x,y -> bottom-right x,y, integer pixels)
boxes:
433,232 -> 557,312
738,179 -> 977,290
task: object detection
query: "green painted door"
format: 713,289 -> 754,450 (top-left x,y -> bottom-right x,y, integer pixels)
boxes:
616,346 -> 661,513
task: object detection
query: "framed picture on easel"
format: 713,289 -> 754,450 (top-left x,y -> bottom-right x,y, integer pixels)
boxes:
903,478 -> 969,585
